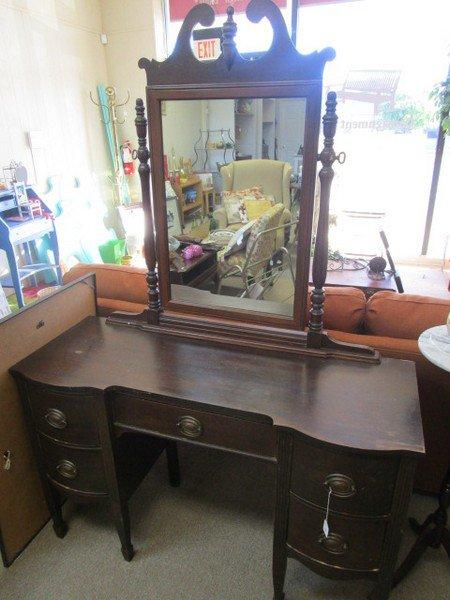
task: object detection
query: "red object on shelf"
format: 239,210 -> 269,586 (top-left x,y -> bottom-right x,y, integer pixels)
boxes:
121,141 -> 135,175
168,0 -> 286,22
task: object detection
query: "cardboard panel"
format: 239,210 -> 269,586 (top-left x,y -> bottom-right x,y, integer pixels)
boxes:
0,276 -> 96,566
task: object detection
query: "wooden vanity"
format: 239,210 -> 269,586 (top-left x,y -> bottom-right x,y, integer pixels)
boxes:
9,2 -> 425,598
11,316 -> 424,599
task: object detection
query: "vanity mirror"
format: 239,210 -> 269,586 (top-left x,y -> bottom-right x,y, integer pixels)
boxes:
108,0 -> 377,362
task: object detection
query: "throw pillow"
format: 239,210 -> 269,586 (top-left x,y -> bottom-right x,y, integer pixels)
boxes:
243,196 -> 275,221
222,186 -> 264,224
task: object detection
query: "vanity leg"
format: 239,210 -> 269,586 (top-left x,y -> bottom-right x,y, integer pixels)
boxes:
272,547 -> 287,600
46,485 -> 68,538
111,499 -> 134,561
369,577 -> 393,600
272,430 -> 293,600
166,441 -> 181,487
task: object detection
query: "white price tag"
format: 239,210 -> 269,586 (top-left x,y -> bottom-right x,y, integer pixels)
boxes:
322,488 -> 332,538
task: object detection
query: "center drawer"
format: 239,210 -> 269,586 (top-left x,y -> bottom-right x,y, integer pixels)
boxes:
112,392 -> 276,459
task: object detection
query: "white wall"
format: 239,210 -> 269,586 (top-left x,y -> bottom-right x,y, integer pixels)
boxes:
100,0 -> 167,199
0,0 -> 111,193
162,100 -> 203,169
0,0 -> 113,272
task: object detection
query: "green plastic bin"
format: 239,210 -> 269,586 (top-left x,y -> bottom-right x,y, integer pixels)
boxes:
99,239 -> 126,264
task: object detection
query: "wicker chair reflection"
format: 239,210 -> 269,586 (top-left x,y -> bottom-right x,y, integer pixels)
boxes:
218,217 -> 298,301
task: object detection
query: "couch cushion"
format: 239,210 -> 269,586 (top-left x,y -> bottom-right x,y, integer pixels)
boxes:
366,291 -> 450,340
306,286 -> 366,333
63,263 -> 147,305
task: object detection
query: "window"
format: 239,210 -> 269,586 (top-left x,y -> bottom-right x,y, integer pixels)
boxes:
297,0 -> 449,260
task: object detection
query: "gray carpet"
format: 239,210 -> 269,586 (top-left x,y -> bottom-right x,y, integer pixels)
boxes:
1,444 -> 448,599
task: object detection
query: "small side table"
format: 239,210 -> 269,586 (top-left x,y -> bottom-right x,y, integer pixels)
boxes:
393,324 -> 450,585
170,247 -> 218,291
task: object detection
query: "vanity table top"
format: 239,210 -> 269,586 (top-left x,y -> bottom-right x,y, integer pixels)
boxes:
11,316 -> 424,456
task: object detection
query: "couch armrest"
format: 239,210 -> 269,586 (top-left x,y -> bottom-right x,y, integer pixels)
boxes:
63,263 -> 147,305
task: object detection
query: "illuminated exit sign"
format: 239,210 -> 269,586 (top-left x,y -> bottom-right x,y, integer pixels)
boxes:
192,27 -> 222,61
194,37 -> 221,61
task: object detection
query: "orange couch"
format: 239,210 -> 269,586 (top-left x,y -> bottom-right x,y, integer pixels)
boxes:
64,263 -> 450,494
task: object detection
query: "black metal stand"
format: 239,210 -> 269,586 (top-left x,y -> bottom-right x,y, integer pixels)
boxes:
393,465 -> 450,586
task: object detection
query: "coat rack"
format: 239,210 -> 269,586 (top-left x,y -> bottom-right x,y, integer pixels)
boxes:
89,86 -> 131,205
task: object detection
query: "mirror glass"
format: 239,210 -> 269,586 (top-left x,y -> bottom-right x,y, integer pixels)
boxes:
162,98 -> 306,317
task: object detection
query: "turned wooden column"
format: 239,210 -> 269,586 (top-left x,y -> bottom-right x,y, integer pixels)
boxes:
135,98 -> 160,324
308,91 -> 343,346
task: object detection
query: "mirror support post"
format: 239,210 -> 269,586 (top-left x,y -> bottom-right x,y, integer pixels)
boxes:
135,98 -> 160,324
308,92 -> 337,346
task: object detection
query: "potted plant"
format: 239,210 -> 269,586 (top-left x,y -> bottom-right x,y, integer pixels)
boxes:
429,74 -> 450,136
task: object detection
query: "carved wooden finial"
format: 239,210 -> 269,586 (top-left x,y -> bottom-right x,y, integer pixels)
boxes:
222,6 -> 237,70
135,98 -> 150,169
134,98 -> 160,323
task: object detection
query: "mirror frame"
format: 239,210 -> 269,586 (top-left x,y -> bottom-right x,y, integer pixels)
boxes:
153,87 -> 318,330
108,0 -> 378,363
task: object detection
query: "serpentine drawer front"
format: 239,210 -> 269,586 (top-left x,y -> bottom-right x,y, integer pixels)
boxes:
290,439 -> 399,517
28,383 -> 100,448
112,391 -> 276,459
287,494 -> 386,573
39,435 -> 108,495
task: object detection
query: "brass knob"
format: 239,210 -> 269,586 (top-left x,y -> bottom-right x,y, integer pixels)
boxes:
177,416 -> 203,439
56,460 -> 77,480
325,474 -> 356,498
318,532 -> 348,555
45,409 -> 67,430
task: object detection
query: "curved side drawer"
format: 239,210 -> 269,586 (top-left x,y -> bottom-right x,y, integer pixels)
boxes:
290,439 -> 398,516
287,494 -> 386,574
39,435 -> 107,495
27,383 -> 99,447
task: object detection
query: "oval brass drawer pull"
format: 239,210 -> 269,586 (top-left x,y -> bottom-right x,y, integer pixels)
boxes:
56,460 -> 77,480
45,409 -> 67,430
325,473 -> 356,498
177,415 -> 203,439
318,532 -> 348,555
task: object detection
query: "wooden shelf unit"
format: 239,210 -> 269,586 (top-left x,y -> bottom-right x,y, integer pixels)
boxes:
173,176 -> 205,226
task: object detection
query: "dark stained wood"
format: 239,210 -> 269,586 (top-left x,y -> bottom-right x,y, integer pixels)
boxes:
11,317 -> 424,456
12,370 -> 181,561
309,91 -> 338,339
135,98 -> 160,325
138,0 -> 335,87
113,389 -> 276,460
307,93 -> 377,358
393,464 -> 450,588
170,248 -> 218,288
290,438 -> 399,517
273,429 -> 293,600
10,315 -> 424,597
102,0 -> 382,362
39,435 -> 108,496
27,382 -> 100,447
287,494 -> 387,574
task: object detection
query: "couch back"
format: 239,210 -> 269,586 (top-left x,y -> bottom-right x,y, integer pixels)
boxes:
64,264 -> 450,340
366,291 -> 450,340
